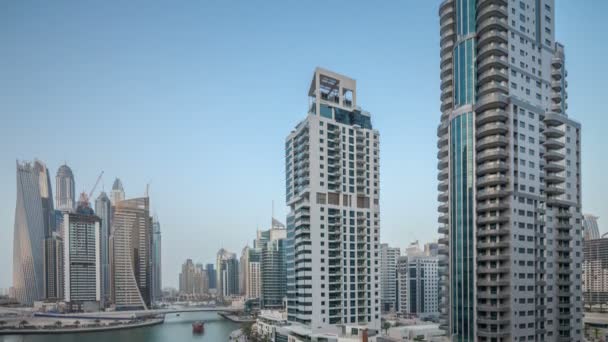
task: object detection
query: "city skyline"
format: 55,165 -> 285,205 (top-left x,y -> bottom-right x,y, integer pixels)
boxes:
1,1 -> 607,292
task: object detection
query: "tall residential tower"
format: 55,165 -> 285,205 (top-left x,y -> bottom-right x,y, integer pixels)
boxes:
13,160 -> 55,305
55,164 -> 75,212
285,68 -> 381,333
437,0 -> 583,340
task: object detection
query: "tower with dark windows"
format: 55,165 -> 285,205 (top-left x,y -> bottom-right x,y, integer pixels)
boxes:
437,0 -> 583,340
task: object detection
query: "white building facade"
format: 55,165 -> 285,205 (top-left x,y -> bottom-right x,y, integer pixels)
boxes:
437,0 -> 583,340
285,68 -> 381,332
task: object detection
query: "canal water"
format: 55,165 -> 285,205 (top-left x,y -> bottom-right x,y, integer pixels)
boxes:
0,311 -> 240,342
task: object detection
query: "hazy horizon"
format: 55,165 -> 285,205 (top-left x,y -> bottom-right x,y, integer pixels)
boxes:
1,0 -> 607,290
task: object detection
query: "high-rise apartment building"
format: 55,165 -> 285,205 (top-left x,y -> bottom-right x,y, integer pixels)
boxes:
380,243 -> 400,313
55,164 -> 75,212
216,249 -> 239,298
396,255 -> 439,318
13,160 -> 54,305
583,214 -> 600,240
285,68 -> 381,332
260,226 -> 286,309
151,218 -> 162,302
44,232 -> 64,300
206,263 -> 216,290
63,198 -> 101,311
110,197 -> 151,310
95,191 -> 112,306
437,1 -> 583,340
179,259 -> 207,296
582,238 -> 608,310
240,246 -> 261,299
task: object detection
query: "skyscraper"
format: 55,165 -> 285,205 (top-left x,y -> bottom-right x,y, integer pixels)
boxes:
43,232 -> 64,300
380,244 -> 400,313
95,191 -> 112,306
583,214 -> 600,240
396,254 -> 440,318
55,164 -> 75,212
110,178 -> 125,206
13,160 -> 54,305
285,68 -> 381,332
240,246 -> 261,299
206,263 -> 216,290
260,223 -> 286,309
110,197 -> 151,310
179,259 -> 207,296
151,218 -> 162,302
63,196 -> 101,312
216,249 -> 239,299
437,1 -> 583,340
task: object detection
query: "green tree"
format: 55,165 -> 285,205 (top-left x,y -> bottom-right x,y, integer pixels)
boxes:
382,321 -> 391,335
54,321 -> 62,328
18,320 -> 28,328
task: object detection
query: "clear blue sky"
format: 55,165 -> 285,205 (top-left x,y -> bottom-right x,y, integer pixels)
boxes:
1,1 -> 606,289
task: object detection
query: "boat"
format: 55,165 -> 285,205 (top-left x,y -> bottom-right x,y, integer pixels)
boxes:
192,321 -> 205,334
176,313 -> 180,317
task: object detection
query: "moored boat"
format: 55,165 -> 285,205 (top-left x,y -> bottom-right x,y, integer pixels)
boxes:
192,321 -> 204,334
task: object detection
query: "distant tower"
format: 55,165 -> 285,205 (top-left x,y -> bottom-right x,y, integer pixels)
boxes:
110,197 -> 151,310
151,217 -> 162,302
110,178 -> 125,205
13,160 -> 54,305
63,196 -> 101,312
55,164 -> 75,212
95,191 -> 112,306
583,214 -> 601,240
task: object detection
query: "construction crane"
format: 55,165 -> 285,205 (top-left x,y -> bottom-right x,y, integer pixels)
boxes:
87,171 -> 104,201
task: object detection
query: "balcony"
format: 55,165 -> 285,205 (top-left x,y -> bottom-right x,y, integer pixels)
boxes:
477,215 -> 509,225
475,93 -> 509,112
545,150 -> 565,161
476,136 -> 508,150
477,227 -> 510,237
477,80 -> 508,97
477,188 -> 509,200
476,201 -> 509,212
544,138 -> 565,150
476,161 -> 508,175
476,109 -> 507,125
477,122 -> 508,139
478,42 -> 508,60
477,17 -> 508,36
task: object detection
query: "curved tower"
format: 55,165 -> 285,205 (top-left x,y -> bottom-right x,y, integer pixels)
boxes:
583,215 -> 600,241
437,1 -> 583,341
55,164 -> 75,212
13,160 -> 54,305
110,197 -> 151,310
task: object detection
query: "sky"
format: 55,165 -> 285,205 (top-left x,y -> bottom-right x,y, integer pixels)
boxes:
1,1 -> 607,290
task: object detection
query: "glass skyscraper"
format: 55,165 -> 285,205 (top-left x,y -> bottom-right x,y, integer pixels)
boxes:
13,160 -> 54,305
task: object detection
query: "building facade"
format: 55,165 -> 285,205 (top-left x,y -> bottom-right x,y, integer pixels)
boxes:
95,191 -> 112,306
151,218 -> 162,302
285,68 -> 381,332
13,160 -> 54,305
583,214 -> 600,241
241,246 -> 262,300
206,263 -> 216,290
583,238 -> 608,309
55,164 -> 75,212
63,201 -> 101,311
216,249 -> 239,298
379,243 -> 400,313
261,230 -> 286,309
43,232 -> 64,300
179,259 -> 207,296
437,0 -> 583,340
396,255 -> 439,318
110,197 -> 151,310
